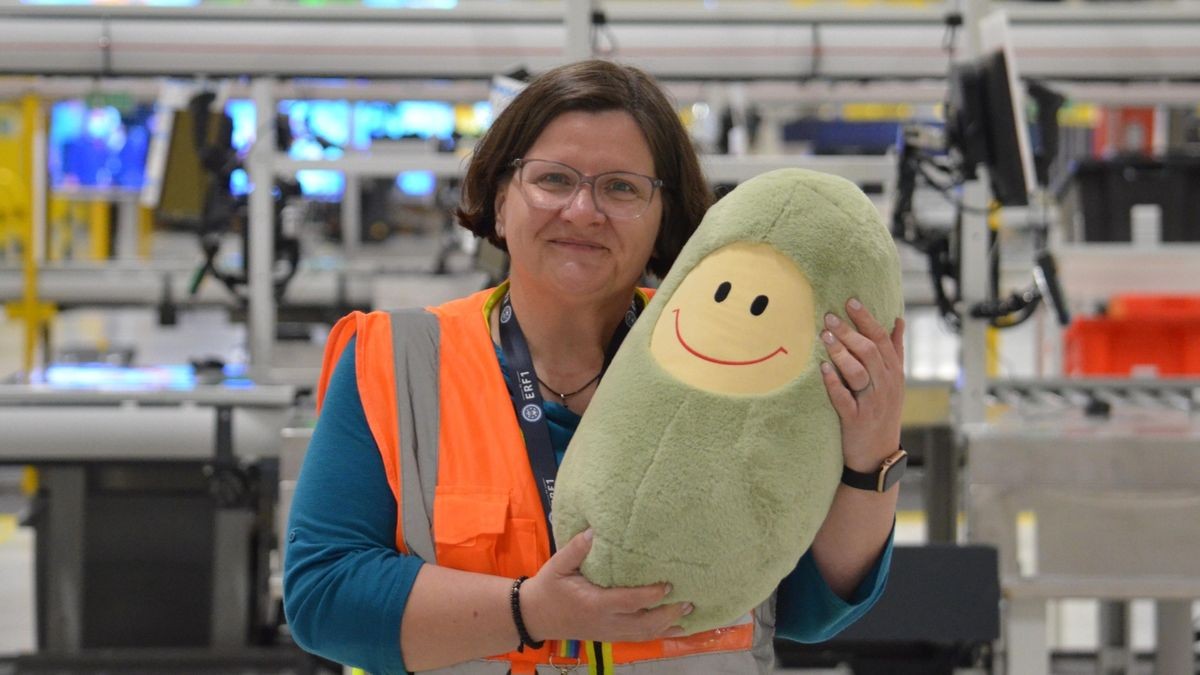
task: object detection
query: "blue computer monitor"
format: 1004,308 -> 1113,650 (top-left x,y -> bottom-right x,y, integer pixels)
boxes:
224,99 -> 256,197
283,99 -> 349,201
352,100 -> 456,148
37,363 -> 196,391
396,170 -> 436,199
223,98 -> 348,200
48,100 -> 155,192
223,98 -> 465,200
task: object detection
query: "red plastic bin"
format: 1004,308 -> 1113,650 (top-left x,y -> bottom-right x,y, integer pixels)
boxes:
1108,294 -> 1200,320
1065,317 -> 1200,376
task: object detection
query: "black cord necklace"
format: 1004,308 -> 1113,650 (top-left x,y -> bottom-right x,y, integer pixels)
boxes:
536,371 -> 602,406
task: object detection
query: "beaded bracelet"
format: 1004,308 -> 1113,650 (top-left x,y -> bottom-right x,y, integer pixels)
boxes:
510,575 -> 545,652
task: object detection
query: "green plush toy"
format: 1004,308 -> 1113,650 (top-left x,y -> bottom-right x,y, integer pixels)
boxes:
551,168 -> 904,634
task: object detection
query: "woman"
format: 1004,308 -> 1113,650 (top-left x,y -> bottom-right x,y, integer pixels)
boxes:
284,59 -> 905,675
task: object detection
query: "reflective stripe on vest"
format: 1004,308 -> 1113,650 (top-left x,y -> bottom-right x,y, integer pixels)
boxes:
317,288 -> 775,673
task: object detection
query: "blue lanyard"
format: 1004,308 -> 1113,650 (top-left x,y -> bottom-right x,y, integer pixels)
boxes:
496,291 -> 643,553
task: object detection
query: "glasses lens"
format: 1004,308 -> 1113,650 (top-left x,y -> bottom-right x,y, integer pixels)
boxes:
517,160 -> 657,219
518,160 -> 579,209
596,173 -> 655,218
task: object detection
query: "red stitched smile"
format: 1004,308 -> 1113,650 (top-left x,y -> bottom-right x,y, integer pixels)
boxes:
672,308 -> 788,366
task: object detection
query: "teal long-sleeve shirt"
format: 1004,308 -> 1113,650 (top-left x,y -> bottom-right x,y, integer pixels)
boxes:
284,336 -> 893,674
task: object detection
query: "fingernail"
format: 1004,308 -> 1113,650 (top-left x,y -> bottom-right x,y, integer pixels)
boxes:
682,603 -> 694,615
821,330 -> 836,345
848,298 -> 862,310
583,528 -> 594,541
820,361 -> 833,374
665,627 -> 685,638
663,583 -> 673,596
825,313 -> 840,328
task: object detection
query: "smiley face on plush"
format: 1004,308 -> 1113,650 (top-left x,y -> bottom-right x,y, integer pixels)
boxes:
552,168 -> 903,634
652,241 -> 816,395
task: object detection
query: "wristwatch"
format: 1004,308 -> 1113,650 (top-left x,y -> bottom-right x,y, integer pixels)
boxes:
840,446 -> 908,493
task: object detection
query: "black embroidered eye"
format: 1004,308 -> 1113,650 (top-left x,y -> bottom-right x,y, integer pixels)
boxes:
714,281 -> 731,303
750,295 -> 769,316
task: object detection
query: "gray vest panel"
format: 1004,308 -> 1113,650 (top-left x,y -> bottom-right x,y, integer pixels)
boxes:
389,308 -> 441,564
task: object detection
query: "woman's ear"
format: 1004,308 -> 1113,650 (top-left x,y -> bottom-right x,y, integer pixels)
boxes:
494,180 -> 509,239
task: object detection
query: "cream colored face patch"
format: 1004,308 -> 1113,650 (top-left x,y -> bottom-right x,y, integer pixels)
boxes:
650,242 -> 816,395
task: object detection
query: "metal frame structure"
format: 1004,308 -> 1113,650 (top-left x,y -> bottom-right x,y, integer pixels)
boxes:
5,1 -> 1200,80
5,0 -> 1200,367
0,382 -> 295,655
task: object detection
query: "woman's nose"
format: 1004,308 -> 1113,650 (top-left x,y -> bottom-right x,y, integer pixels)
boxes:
561,181 -> 605,223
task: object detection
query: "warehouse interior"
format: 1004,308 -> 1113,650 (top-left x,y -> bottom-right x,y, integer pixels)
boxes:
1,0 -> 1198,673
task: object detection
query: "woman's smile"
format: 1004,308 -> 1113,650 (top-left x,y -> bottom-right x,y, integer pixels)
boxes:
549,237 -> 608,253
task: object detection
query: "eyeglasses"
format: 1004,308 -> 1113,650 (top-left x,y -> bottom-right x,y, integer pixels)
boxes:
510,158 -> 663,220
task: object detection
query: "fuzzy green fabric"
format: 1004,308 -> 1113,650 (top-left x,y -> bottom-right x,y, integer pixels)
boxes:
551,168 -> 904,634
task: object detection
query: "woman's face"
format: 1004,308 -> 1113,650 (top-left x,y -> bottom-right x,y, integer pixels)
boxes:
495,109 -> 663,304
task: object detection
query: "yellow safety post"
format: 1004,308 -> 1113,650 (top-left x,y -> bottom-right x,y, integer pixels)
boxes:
47,194 -> 71,260
0,170 -> 21,258
90,198 -> 111,260
986,202 -> 1001,377
3,95 -> 56,375
21,466 -> 38,495
0,101 -> 24,258
138,204 -> 154,259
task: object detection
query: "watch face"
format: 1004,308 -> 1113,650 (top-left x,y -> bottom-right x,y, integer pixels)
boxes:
881,452 -> 908,491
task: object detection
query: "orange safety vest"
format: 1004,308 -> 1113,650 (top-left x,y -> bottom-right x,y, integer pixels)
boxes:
317,286 -> 765,674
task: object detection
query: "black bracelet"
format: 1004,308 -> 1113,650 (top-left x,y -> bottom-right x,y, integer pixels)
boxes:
509,576 -> 544,652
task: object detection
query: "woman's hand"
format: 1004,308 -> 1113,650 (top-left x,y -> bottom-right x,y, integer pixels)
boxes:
818,298 -> 906,473
520,529 -> 692,643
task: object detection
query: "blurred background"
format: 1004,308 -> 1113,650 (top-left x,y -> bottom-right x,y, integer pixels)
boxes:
1,1 -> 1199,673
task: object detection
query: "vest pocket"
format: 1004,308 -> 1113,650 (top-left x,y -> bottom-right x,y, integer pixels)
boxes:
500,517 -> 545,579
432,486 -> 509,574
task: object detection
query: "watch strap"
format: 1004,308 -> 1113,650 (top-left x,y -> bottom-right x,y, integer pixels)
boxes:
841,446 -> 907,493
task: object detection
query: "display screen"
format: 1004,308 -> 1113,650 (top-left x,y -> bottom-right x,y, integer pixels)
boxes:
48,100 -> 156,192
37,363 -> 196,390
352,100 -> 456,147
222,98 -> 473,200
224,98 -> 348,200
397,170 -> 435,198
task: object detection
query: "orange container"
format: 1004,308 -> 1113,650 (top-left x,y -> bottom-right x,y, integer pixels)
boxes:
1065,317 -> 1200,376
1108,294 -> 1200,320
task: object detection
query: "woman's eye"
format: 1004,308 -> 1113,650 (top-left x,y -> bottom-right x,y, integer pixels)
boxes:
750,295 -> 769,316
601,178 -> 642,201
537,172 -> 573,187
714,281 -> 731,303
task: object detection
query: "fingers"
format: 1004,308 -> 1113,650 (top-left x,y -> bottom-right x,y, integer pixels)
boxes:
822,298 -> 907,386
845,299 -> 903,374
845,298 -> 891,343
547,528 -> 593,575
535,533 -> 697,643
821,361 -> 857,417
593,583 -> 692,641
630,601 -> 693,633
822,313 -> 877,392
612,597 -> 693,641
604,581 -> 673,614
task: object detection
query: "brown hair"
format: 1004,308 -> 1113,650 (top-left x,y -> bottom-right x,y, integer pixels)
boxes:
455,59 -> 711,278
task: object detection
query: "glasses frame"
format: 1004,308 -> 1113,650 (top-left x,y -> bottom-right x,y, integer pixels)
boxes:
510,158 -> 664,220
